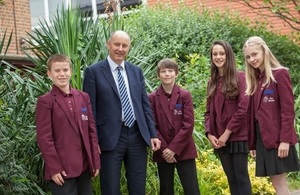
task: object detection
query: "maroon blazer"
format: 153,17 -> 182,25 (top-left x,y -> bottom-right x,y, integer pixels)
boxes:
205,71 -> 250,141
149,85 -> 197,162
36,85 -> 100,180
248,68 -> 298,149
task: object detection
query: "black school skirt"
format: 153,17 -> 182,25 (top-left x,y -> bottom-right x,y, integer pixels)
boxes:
214,140 -> 249,155
255,122 -> 300,177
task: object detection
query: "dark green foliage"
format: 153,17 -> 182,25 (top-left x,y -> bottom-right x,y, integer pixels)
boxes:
25,6 -> 107,90
125,4 -> 300,88
0,105 -> 45,194
0,113 -> 28,194
0,65 -> 48,194
0,27 -> 45,195
259,33 -> 300,85
0,144 -> 28,194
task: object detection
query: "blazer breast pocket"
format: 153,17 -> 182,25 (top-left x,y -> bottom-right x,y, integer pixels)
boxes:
262,89 -> 277,108
173,104 -> 183,120
81,107 -> 89,126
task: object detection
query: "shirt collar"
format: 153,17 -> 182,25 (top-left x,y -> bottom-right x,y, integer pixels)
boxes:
107,56 -> 125,71
53,84 -> 72,97
162,86 -> 172,97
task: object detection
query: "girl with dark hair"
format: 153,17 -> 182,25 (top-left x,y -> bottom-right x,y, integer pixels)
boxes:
205,40 -> 252,195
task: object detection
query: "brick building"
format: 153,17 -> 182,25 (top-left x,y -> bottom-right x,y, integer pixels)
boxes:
0,0 -> 298,66
147,0 -> 299,36
0,0 -> 31,55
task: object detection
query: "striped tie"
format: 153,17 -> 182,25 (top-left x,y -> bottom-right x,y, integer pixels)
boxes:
117,66 -> 135,128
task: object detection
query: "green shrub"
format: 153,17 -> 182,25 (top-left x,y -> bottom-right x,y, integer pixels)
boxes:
0,128 -> 29,194
0,105 -> 45,194
197,149 -> 275,195
125,4 -> 300,88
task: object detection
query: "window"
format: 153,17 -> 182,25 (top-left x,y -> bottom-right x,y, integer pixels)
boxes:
30,0 -> 143,28
29,0 -> 46,27
79,0 -> 142,15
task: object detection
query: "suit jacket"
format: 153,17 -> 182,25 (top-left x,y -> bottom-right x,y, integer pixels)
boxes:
149,85 -> 197,162
249,68 -> 298,149
205,71 -> 250,141
36,85 -> 100,180
83,59 -> 157,151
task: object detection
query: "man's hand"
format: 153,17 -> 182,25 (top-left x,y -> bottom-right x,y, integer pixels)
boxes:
98,145 -> 101,154
250,150 -> 256,158
151,138 -> 161,151
51,171 -> 67,186
93,169 -> 99,177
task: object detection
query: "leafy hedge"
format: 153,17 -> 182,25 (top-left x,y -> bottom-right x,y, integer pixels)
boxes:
124,4 -> 300,88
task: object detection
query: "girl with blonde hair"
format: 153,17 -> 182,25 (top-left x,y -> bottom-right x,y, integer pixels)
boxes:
243,36 -> 300,195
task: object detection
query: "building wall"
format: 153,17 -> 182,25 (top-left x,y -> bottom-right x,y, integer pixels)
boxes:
0,0 -> 31,56
147,0 -> 297,36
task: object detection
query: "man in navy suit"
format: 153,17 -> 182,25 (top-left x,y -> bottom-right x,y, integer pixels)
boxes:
83,30 -> 161,195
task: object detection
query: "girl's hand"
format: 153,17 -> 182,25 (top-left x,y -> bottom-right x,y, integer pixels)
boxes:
218,129 -> 232,147
278,142 -> 289,158
207,133 -> 221,149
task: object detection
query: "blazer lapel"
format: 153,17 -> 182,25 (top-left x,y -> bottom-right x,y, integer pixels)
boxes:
51,86 -> 78,133
157,86 -> 173,125
101,60 -> 119,96
72,89 -> 84,135
169,85 -> 180,123
255,85 -> 265,112
124,62 -> 136,100
255,73 -> 266,112
216,91 -> 226,115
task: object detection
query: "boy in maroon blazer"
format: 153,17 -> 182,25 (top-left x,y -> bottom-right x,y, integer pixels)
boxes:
148,58 -> 200,195
35,54 -> 100,195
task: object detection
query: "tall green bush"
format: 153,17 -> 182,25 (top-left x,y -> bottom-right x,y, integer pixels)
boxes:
0,31 -> 46,194
0,114 -> 29,194
125,4 -> 300,87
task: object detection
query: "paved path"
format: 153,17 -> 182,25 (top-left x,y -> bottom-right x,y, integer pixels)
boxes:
291,190 -> 300,195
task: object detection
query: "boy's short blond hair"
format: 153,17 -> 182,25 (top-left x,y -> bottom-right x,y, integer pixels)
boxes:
156,58 -> 179,76
46,54 -> 71,70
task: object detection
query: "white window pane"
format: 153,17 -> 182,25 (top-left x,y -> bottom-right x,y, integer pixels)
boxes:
30,0 -> 45,27
71,0 -> 93,8
49,0 -> 65,21
30,0 -> 142,28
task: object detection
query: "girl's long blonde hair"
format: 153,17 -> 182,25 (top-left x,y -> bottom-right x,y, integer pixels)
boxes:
243,36 -> 287,95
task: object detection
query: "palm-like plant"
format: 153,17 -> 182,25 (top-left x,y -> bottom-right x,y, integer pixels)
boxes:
1,29 -> 47,194
24,5 -> 156,91
25,6 -> 106,90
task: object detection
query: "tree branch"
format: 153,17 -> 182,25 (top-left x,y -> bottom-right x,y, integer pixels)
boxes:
229,0 -> 299,32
